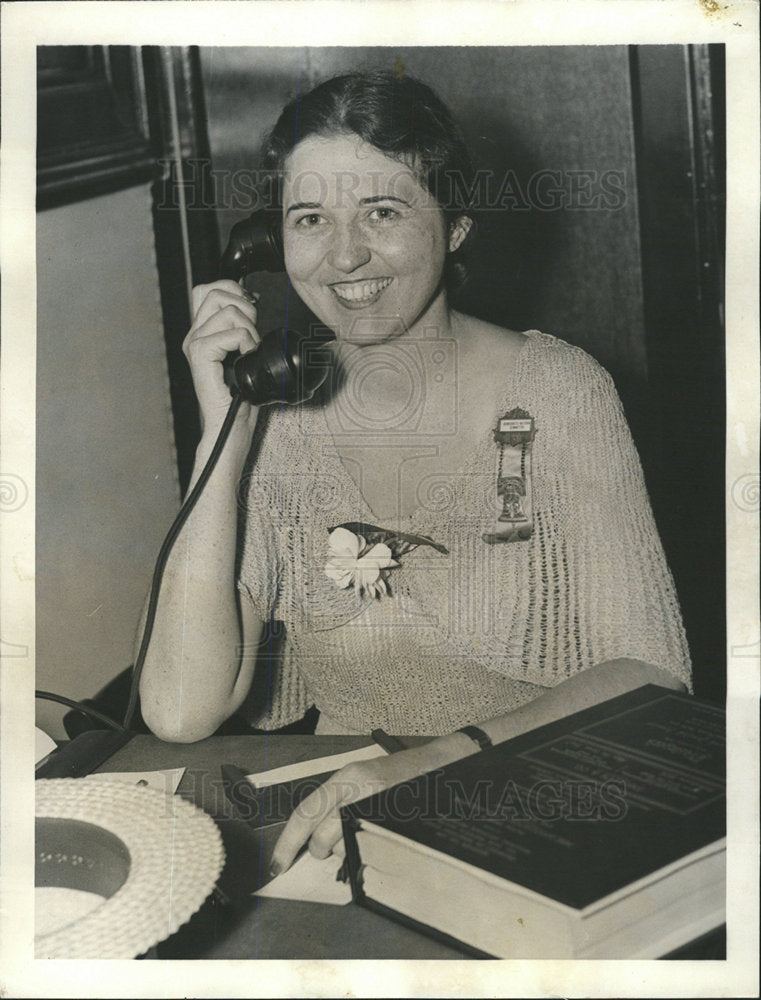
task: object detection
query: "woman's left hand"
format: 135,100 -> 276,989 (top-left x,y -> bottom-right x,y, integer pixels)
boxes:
268,744 -> 450,876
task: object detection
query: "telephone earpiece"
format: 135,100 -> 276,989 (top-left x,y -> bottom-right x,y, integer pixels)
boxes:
219,212 -> 333,405
219,209 -> 285,280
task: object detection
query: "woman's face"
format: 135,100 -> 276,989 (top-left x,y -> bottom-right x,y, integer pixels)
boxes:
282,133 -> 450,345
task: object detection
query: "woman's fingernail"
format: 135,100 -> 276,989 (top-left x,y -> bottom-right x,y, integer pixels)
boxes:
269,860 -> 283,878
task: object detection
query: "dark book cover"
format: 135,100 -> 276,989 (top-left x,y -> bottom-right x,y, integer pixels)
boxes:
343,685 -> 725,912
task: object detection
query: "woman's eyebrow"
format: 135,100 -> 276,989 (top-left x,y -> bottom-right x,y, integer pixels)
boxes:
360,195 -> 411,206
285,195 -> 412,215
285,201 -> 322,216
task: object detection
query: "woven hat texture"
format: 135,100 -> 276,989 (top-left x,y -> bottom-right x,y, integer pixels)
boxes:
36,778 -> 225,958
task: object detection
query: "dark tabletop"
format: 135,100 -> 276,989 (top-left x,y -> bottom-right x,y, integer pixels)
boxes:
98,734 -> 467,960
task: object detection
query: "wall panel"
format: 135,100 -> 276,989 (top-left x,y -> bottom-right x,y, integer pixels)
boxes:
36,184 -> 181,736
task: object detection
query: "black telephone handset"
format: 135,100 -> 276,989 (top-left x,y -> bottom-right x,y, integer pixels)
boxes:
219,209 -> 333,405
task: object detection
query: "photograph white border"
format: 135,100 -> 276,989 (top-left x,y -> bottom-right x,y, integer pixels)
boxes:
1,1 -> 758,997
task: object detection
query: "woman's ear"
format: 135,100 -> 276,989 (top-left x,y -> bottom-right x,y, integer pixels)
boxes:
448,215 -> 474,253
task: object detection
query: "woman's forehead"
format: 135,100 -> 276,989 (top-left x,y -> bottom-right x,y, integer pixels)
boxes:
282,133 -> 430,206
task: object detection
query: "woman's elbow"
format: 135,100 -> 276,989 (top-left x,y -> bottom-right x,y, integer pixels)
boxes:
140,696 -> 228,744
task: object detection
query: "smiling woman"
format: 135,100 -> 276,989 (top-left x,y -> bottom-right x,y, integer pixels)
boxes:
137,71 -> 692,876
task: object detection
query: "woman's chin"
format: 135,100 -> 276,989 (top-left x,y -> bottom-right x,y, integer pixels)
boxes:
329,315 -> 408,347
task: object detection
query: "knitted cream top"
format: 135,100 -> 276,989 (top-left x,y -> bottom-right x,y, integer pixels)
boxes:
237,331 -> 692,734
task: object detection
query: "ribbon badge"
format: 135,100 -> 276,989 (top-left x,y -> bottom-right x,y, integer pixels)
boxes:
483,408 -> 536,544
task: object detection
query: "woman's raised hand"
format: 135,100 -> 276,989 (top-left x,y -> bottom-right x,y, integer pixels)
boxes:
183,279 -> 261,434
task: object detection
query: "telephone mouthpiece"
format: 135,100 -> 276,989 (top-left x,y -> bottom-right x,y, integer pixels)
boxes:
232,328 -> 334,405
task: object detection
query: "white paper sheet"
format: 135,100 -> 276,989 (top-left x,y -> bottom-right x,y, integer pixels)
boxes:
247,744 -> 386,788
35,727 -> 58,766
255,851 -> 352,906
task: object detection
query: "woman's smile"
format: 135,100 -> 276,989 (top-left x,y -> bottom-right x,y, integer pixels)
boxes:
329,276 -> 394,308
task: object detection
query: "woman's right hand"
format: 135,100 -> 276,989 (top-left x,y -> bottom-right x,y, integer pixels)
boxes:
183,279 -> 261,434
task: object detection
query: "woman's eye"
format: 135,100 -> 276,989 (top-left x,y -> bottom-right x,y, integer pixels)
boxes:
368,206 -> 398,223
295,213 -> 326,229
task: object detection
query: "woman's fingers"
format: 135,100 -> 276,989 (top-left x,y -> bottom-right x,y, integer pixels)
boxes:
182,281 -> 264,429
269,776 -> 350,875
183,309 -> 259,364
269,759 -> 396,876
192,284 -> 260,330
268,752 -> 425,876
192,278 -> 242,308
306,816 -> 344,860
191,280 -> 257,321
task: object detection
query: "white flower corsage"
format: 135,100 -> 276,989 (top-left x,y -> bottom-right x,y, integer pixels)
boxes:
324,522 -> 448,600
324,526 -> 399,598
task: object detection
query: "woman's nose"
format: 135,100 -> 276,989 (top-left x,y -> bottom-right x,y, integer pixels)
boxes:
328,221 -> 371,272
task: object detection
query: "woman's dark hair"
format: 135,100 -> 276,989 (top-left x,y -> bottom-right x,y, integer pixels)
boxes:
261,71 -> 476,289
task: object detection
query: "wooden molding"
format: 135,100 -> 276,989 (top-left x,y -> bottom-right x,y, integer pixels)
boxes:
37,46 -> 156,209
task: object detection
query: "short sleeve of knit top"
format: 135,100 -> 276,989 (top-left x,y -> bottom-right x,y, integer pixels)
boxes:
236,331 -> 692,733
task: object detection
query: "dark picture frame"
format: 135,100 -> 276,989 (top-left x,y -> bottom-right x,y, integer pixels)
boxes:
36,46 -> 156,209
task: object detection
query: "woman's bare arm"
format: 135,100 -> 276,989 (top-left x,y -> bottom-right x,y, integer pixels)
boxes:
138,281 -> 265,743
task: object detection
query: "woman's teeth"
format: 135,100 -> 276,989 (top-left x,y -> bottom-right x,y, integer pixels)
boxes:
331,277 -> 392,302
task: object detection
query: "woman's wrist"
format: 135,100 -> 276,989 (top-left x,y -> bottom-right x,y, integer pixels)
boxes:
200,399 -> 259,442
456,724 -> 493,751
192,406 -> 259,473
410,728 -> 485,774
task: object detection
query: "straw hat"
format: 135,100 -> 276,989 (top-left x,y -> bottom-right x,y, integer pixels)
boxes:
36,778 -> 225,959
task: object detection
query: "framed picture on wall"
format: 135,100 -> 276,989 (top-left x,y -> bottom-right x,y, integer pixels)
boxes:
36,46 -> 155,209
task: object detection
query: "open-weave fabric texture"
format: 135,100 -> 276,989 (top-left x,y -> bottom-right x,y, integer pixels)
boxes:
35,778 -> 224,958
237,331 -> 691,734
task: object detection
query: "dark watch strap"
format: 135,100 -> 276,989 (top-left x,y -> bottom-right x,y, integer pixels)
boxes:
457,725 -> 493,751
